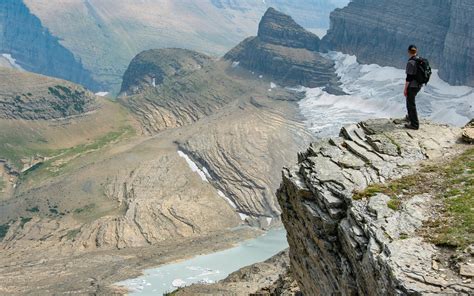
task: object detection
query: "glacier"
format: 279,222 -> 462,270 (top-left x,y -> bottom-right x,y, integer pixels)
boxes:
299,52 -> 474,138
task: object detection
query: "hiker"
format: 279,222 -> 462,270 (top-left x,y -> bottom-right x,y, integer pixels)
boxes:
404,45 -> 422,130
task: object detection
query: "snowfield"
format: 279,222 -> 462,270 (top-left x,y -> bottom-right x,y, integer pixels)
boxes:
177,150 -> 247,220
1,53 -> 24,70
299,52 -> 474,137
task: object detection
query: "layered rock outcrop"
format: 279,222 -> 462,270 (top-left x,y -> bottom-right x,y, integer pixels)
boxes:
278,119 -> 473,295
257,7 -> 320,51
0,0 -> 101,91
322,0 -> 474,86
119,48 -> 212,96
224,8 -> 340,90
118,52 -> 245,135
0,68 -> 98,120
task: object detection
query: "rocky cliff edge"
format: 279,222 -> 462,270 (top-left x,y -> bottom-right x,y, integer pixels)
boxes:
278,119 -> 473,295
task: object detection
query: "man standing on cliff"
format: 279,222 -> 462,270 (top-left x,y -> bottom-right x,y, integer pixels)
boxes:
404,45 -> 421,130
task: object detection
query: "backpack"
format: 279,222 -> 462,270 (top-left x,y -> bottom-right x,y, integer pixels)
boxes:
414,57 -> 432,85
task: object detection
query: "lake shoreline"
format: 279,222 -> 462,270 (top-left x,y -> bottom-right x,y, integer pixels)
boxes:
114,228 -> 288,295
0,227 -> 262,295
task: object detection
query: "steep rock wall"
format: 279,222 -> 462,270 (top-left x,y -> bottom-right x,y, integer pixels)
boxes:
322,0 -> 474,87
278,119 -> 472,295
225,8 -> 340,91
0,0 -> 101,91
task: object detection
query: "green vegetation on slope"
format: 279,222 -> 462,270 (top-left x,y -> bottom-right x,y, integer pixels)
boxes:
20,124 -> 135,182
354,147 -> 473,249
0,97 -> 133,171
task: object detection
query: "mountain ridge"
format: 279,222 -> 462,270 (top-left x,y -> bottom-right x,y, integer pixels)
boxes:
224,7 -> 341,91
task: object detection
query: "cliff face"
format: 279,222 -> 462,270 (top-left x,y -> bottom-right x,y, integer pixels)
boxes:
0,0 -> 101,91
440,0 -> 474,86
224,8 -> 340,91
322,0 -> 474,87
257,7 -> 320,51
278,119 -> 473,295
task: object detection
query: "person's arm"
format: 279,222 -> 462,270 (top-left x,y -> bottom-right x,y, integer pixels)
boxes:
405,60 -> 416,97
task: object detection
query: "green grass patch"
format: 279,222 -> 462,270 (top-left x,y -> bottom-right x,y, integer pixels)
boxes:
353,174 -> 422,201
387,198 -> 402,211
16,125 -> 135,183
426,149 -> 473,249
354,148 -> 473,249
56,125 -> 134,157
164,290 -> 180,296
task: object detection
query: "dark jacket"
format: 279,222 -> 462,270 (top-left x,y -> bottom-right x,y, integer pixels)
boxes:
406,56 -> 420,88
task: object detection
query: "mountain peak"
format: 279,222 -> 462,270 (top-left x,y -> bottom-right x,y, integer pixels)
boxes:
257,7 -> 320,51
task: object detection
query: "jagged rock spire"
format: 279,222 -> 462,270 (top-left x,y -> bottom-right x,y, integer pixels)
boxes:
257,7 -> 320,51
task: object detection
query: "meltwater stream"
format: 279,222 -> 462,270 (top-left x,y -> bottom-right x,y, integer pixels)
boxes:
117,228 -> 288,295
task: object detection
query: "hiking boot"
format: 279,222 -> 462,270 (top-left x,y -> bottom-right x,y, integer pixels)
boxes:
404,123 -> 419,130
394,115 -> 410,124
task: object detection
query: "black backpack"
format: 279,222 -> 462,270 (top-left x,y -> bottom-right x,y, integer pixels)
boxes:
414,57 -> 432,85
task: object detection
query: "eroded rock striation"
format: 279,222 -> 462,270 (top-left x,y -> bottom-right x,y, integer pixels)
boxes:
0,68 -> 98,120
278,119 -> 473,295
119,48 -> 212,96
322,0 -> 474,86
224,8 -> 340,90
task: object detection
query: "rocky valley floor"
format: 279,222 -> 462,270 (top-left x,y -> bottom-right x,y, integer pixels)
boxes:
0,49 -> 315,295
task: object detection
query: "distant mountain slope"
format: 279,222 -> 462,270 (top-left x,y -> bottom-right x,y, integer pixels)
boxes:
0,68 -> 133,197
10,0 -> 347,92
224,8 -> 340,91
0,0 -> 101,91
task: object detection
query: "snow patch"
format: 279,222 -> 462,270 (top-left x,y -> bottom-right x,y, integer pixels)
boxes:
270,82 -> 277,89
95,92 -> 109,97
1,53 -> 23,70
172,279 -> 186,288
177,150 -> 209,182
232,61 -> 240,68
177,150 -> 243,217
239,213 -> 249,220
217,190 -> 237,209
299,52 -> 474,137
266,217 -> 272,225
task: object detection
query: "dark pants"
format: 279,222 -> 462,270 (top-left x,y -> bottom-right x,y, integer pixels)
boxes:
406,87 -> 420,128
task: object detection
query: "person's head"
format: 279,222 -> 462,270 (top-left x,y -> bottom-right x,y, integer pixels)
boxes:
408,45 -> 418,57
